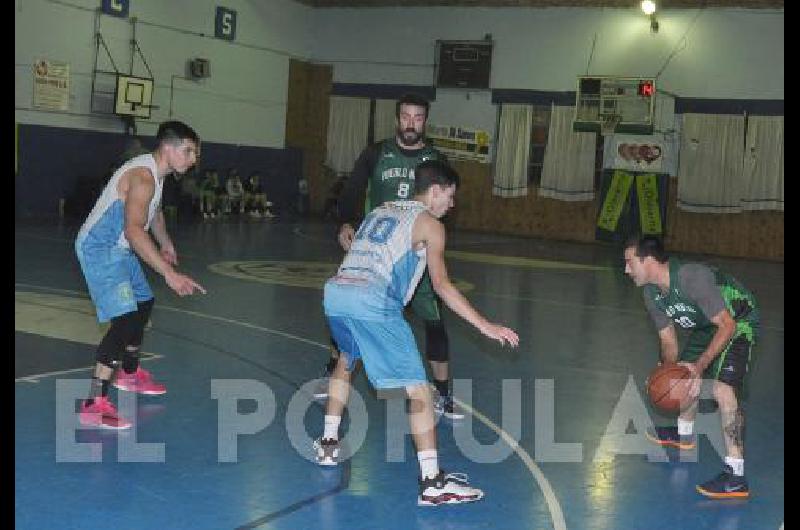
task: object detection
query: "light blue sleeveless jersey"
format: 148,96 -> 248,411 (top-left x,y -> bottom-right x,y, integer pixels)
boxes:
77,154 -> 163,250
325,200 -> 429,318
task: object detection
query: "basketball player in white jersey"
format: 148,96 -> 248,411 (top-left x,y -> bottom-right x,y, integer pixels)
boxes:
314,160 -> 519,506
75,121 -> 206,430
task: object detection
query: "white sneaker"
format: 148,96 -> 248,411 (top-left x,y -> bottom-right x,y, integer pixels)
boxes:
418,470 -> 484,506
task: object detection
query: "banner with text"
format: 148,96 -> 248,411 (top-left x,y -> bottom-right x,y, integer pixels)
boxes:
426,124 -> 492,164
596,169 -> 668,242
33,59 -> 70,111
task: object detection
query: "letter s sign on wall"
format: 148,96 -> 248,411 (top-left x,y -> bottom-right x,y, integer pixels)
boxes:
215,6 -> 237,41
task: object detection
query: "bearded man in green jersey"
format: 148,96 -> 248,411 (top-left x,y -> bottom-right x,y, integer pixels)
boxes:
314,94 -> 463,420
624,235 -> 759,499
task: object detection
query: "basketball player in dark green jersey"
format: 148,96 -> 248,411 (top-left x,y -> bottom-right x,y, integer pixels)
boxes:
624,236 -> 759,499
316,93 -> 463,420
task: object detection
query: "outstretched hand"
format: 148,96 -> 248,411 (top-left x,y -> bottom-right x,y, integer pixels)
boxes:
481,323 -> 520,347
165,271 -> 207,297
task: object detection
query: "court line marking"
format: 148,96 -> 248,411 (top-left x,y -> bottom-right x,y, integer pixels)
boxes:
14,232 -> 786,332
15,354 -> 164,383
457,401 -> 567,529
15,281 -> 566,530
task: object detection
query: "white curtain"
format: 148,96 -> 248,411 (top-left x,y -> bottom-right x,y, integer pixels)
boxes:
326,96 -> 370,173
741,115 -> 783,211
373,99 -> 397,143
492,104 -> 532,197
677,114 -> 745,213
538,105 -> 596,201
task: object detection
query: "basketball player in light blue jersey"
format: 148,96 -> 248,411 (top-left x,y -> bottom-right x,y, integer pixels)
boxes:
315,160 -> 519,506
75,121 -> 206,430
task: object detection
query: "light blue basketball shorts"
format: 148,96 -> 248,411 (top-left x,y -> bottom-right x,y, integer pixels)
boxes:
326,314 -> 426,390
75,237 -> 154,323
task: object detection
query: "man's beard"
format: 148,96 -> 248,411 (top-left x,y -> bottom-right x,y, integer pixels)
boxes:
397,127 -> 423,147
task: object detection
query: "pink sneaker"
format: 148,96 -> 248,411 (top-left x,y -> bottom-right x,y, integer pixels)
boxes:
79,396 -> 132,430
113,367 -> 167,395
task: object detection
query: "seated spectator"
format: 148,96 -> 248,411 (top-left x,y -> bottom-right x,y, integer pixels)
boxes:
244,172 -> 274,219
226,169 -> 245,215
200,169 -> 222,219
180,169 -> 202,218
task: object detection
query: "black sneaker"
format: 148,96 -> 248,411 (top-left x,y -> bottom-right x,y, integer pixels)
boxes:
433,394 -> 465,420
313,437 -> 339,466
696,465 -> 749,499
645,426 -> 697,450
418,470 -> 484,506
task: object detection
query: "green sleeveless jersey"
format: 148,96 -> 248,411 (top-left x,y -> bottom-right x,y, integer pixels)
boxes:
644,259 -> 759,333
365,140 -> 445,213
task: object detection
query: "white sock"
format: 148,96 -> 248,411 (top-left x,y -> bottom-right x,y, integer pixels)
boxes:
725,456 -> 744,476
323,415 -> 341,441
677,418 -> 694,436
417,450 -> 439,480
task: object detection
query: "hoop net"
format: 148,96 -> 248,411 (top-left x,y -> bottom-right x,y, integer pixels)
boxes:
600,114 -> 621,136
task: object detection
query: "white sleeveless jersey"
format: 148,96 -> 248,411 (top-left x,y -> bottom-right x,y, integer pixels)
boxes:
326,201 -> 429,316
77,154 -> 163,250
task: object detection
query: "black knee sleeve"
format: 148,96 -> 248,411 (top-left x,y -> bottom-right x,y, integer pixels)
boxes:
130,298 -> 154,347
96,311 -> 142,367
425,320 -> 449,362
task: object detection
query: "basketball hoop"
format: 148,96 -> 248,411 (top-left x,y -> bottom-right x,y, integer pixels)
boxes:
600,114 -> 621,136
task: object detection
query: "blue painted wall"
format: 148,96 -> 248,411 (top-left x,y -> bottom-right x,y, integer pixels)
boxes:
15,124 -> 302,218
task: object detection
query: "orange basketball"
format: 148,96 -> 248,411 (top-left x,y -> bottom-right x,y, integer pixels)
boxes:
647,363 -> 694,413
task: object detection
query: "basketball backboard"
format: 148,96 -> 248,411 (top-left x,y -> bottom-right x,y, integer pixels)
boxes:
114,74 -> 154,119
574,76 -> 655,135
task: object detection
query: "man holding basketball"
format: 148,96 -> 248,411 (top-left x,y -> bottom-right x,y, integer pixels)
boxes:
623,235 -> 759,499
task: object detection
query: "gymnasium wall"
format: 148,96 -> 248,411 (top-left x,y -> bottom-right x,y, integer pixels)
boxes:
311,7 -> 783,137
449,160 -> 783,261
15,123 -> 303,218
15,2 -> 784,260
309,6 -> 783,260
15,0 -> 312,216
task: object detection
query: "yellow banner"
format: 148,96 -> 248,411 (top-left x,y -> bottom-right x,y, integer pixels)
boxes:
426,124 -> 492,163
636,173 -> 662,234
597,170 -> 633,232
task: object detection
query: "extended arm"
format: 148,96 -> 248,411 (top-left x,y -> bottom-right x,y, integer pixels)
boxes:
124,169 -> 205,296
419,215 -> 518,346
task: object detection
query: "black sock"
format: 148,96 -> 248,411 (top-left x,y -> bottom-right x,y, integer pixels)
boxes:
122,353 -> 139,374
86,378 -> 111,405
434,379 -> 449,398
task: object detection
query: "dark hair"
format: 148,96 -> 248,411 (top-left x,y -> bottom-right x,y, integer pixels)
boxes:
156,120 -> 199,147
625,234 -> 669,263
395,93 -> 430,120
414,160 -> 459,194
